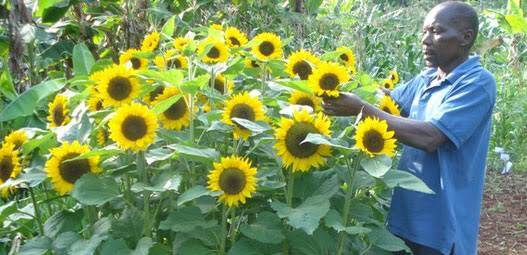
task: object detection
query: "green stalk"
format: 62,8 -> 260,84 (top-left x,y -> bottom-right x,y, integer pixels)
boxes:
220,205 -> 229,255
137,151 -> 151,237
229,208 -> 237,244
209,68 -> 216,112
336,155 -> 361,255
286,170 -> 295,208
261,63 -> 268,95
28,186 -> 44,236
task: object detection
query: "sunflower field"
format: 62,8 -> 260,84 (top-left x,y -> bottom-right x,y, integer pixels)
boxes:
1,0 -> 526,254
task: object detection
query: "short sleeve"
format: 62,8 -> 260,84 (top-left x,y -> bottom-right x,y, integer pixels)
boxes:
390,76 -> 422,117
428,75 -> 495,150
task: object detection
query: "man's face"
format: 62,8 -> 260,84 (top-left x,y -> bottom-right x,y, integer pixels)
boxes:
421,7 -> 465,68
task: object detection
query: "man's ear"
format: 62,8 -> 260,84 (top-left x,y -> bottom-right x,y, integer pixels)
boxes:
461,29 -> 475,47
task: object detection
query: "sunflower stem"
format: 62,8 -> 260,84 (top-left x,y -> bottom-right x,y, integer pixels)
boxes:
261,63 -> 267,95
210,68 -> 216,112
28,186 -> 44,236
286,170 -> 295,208
220,205 -> 229,255
229,207 -> 237,244
189,94 -> 195,144
336,155 -> 361,255
137,151 -> 151,237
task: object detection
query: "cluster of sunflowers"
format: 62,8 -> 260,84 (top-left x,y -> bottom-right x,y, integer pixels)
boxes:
0,23 -> 409,253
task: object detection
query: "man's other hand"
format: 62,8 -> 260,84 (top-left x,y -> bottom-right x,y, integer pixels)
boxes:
322,92 -> 364,116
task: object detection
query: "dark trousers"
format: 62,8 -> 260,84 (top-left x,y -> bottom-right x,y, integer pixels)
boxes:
392,236 -> 453,255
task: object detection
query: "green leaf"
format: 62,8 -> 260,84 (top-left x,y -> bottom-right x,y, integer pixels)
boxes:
73,43 -> 95,76
161,16 -> 176,38
71,174 -> 120,205
286,229 -> 335,255
179,239 -> 214,255
179,74 -> 210,94
100,239 -> 132,255
69,234 -> 107,255
305,0 -> 323,14
223,57 -> 245,75
0,79 -> 65,122
90,59 -> 114,74
271,195 -> 330,235
167,143 -> 220,162
231,118 -> 270,134
228,239 -> 265,255
130,237 -> 153,255
360,155 -> 392,178
240,211 -> 285,244
301,133 -> 353,151
19,237 -> 52,255
274,80 -> 313,94
52,232 -> 80,255
67,149 -> 122,161
324,209 -> 371,234
369,227 -> 408,252
111,207 -> 144,243
177,185 -> 220,206
0,59 -> 16,101
132,173 -> 181,193
145,147 -> 174,164
505,14 -> 527,33
44,210 -> 82,238
382,170 -> 435,194
152,94 -> 183,114
22,133 -> 57,154
159,206 -> 217,233
40,0 -> 72,23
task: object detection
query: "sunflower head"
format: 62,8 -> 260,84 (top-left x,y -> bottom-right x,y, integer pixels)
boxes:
210,74 -> 234,95
154,49 -> 188,70
225,27 -> 248,48
197,38 -> 229,64
354,117 -> 397,157
0,143 -> 22,186
381,79 -> 395,90
3,130 -> 27,151
97,65 -> 140,107
389,69 -> 399,84
286,50 -> 320,80
308,62 -> 350,98
210,23 -> 223,31
119,49 -> 148,70
108,103 -> 158,151
378,95 -> 401,116
289,91 -> 322,112
141,31 -> 160,52
87,87 -> 104,112
222,92 -> 266,140
207,155 -> 257,207
336,46 -> 356,71
173,37 -> 192,52
251,32 -> 283,61
48,94 -> 71,128
45,141 -> 100,195
274,110 -> 332,172
143,85 -> 166,105
153,87 -> 190,131
244,58 -> 260,69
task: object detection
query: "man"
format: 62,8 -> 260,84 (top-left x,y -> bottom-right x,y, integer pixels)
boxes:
323,1 -> 496,255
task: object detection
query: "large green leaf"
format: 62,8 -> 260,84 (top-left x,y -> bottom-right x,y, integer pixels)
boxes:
324,209 -> 371,234
0,58 -> 16,101
52,232 -> 81,255
177,185 -> 220,206
382,170 -> 434,194
161,15 -> 176,38
360,155 -> 392,178
100,239 -> 132,255
301,133 -> 353,151
369,227 -> 408,252
71,174 -> 120,205
152,94 -> 183,114
130,237 -> 153,255
44,210 -> 82,238
240,211 -> 285,244
69,234 -> 107,255
159,206 -> 217,233
167,143 -> 220,162
0,79 -> 65,122
19,236 -> 53,255
271,195 -> 330,235
73,43 -> 95,76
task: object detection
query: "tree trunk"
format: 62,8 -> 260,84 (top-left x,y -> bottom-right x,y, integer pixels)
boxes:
7,0 -> 32,93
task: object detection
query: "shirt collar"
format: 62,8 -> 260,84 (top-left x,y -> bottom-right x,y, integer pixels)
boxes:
419,55 -> 482,85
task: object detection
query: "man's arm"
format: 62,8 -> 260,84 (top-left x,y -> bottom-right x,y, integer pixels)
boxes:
323,92 -> 447,153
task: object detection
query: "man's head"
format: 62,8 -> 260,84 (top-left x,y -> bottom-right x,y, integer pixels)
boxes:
422,1 -> 479,68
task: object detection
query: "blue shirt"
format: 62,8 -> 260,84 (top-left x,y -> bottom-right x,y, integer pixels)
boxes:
388,56 -> 496,255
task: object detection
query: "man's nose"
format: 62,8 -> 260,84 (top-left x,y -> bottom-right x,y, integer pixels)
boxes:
422,31 -> 432,46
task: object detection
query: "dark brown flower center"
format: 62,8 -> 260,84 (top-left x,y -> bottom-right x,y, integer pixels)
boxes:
108,76 -> 132,100
284,121 -> 320,158
340,53 -> 349,62
259,41 -> 275,56
53,104 -> 66,126
96,100 -> 103,111
149,86 -> 165,102
207,46 -> 220,59
130,57 -> 142,69
292,60 -> 312,80
251,60 -> 259,68
363,130 -> 384,153
295,97 -> 315,109
121,115 -> 148,141
219,168 -> 246,195
59,153 -> 90,184
168,58 -> 182,69
211,78 -> 225,94
230,104 -> 255,129
319,73 -> 339,90
384,82 -> 391,89
163,98 -> 187,120
382,107 -> 392,114
0,157 -> 14,182
229,37 -> 241,46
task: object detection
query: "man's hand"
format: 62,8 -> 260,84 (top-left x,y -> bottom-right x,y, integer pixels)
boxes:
322,92 -> 364,116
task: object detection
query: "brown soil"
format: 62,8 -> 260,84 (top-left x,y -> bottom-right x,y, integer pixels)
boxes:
478,170 -> 527,255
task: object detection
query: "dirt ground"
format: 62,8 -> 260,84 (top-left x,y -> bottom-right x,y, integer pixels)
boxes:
478,170 -> 527,255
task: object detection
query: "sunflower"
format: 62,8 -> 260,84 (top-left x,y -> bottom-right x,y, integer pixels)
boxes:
381,79 -> 395,90
153,50 -> 188,70
197,38 -> 229,64
354,117 -> 397,157
87,87 -> 104,112
97,65 -> 140,107
225,27 -> 248,48
210,23 -> 223,31
308,62 -> 350,97
141,31 -> 160,52
45,141 -> 100,195
96,127 -> 109,147
210,74 -> 234,95
388,69 -> 399,84
289,91 -> 322,112
222,92 -> 266,140
251,32 -> 283,61
173,37 -> 192,52
153,87 -> 190,131
244,58 -> 260,69
108,103 -> 158,151
119,49 -> 148,70
274,110 -> 332,172
336,46 -> 357,74
207,155 -> 257,207
378,95 -> 401,116
3,130 -> 27,150
0,143 -> 22,185
48,95 -> 71,128
285,50 -> 320,80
